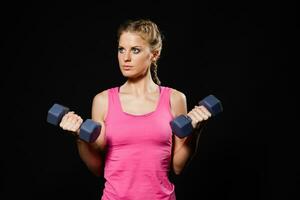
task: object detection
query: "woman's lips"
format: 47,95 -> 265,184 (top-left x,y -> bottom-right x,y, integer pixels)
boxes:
123,65 -> 133,70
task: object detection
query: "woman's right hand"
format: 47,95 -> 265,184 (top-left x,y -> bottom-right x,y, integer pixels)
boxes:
59,111 -> 83,136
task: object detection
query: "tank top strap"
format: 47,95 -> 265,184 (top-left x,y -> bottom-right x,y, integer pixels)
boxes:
156,86 -> 172,116
106,87 -> 120,121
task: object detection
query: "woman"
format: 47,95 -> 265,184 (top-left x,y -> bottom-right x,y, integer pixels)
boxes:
60,19 -> 211,200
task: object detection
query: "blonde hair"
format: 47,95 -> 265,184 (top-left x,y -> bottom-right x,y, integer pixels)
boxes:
117,19 -> 163,85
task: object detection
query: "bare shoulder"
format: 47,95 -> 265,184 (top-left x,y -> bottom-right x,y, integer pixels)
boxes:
92,89 -> 109,122
170,88 -> 187,117
170,88 -> 186,103
93,90 -> 108,104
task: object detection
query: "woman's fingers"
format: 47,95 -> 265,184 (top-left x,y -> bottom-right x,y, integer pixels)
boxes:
59,111 -> 83,133
187,106 -> 212,128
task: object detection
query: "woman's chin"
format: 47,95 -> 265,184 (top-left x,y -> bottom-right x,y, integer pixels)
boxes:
121,70 -> 136,78
121,72 -> 131,78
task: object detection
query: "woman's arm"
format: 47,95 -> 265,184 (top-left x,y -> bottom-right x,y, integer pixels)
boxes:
76,90 -> 108,177
170,89 -> 211,175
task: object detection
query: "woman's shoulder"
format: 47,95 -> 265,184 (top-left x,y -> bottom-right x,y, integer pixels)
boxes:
163,86 -> 187,116
92,90 -> 108,113
92,87 -> 117,119
163,86 -> 186,102
93,86 -> 118,101
162,86 -> 187,109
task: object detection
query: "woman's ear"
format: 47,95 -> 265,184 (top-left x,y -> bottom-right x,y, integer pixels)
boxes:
152,50 -> 160,62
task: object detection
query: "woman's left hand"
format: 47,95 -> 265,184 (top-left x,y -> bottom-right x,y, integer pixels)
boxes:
187,105 -> 212,128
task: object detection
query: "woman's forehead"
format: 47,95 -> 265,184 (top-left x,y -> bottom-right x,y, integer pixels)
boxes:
119,32 -> 148,46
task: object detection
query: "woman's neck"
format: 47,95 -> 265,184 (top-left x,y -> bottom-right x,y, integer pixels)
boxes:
121,77 -> 159,96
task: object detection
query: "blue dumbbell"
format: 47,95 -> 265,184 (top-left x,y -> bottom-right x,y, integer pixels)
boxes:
47,103 -> 101,143
170,95 -> 223,138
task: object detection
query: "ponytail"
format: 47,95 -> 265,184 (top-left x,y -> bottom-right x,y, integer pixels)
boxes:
150,62 -> 161,85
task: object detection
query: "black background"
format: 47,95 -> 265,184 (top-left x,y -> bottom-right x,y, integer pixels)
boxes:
2,1 -> 296,200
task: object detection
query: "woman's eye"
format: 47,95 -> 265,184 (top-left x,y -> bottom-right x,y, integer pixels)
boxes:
132,48 -> 140,54
118,47 -> 125,53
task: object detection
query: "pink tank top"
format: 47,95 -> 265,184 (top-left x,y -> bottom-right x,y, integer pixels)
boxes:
101,86 -> 176,200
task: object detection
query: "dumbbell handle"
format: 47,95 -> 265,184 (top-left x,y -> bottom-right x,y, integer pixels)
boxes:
170,95 -> 223,138
47,103 -> 101,143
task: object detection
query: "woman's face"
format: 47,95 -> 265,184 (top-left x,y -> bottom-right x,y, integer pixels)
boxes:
118,32 -> 155,79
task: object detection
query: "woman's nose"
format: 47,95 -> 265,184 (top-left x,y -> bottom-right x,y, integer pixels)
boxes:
124,52 -> 131,62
